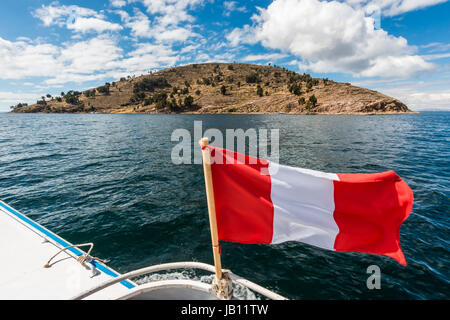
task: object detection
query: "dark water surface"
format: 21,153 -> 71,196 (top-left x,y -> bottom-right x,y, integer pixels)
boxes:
0,112 -> 448,299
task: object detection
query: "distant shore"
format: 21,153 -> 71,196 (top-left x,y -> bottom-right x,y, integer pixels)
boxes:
8,110 -> 419,115
10,63 -> 413,115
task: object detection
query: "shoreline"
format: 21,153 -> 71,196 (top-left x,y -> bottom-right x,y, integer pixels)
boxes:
9,111 -> 420,115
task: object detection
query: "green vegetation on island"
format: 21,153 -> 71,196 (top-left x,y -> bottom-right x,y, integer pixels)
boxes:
11,63 -> 411,114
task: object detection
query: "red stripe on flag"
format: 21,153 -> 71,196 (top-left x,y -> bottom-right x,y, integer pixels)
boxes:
208,146 -> 274,244
333,171 -> 413,266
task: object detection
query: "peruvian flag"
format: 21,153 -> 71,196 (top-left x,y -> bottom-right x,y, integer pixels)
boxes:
204,145 -> 413,266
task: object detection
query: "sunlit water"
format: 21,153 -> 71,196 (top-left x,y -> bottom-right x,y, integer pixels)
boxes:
0,112 -> 448,299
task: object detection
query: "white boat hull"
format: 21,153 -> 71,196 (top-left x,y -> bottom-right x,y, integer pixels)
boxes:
0,200 -> 286,300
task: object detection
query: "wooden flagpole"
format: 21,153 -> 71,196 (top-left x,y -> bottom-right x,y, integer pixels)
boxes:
200,137 -> 223,281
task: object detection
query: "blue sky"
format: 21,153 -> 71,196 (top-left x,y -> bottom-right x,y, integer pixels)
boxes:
1,0 -> 449,112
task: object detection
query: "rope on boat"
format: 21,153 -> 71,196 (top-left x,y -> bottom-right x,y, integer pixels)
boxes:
212,271 -> 233,299
43,242 -> 109,268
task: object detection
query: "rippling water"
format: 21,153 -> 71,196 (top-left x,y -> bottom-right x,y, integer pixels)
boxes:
0,112 -> 448,299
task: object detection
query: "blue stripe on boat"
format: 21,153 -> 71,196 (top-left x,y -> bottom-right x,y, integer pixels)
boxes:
0,201 -> 135,289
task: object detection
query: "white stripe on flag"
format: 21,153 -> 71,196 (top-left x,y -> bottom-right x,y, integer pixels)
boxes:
268,162 -> 340,249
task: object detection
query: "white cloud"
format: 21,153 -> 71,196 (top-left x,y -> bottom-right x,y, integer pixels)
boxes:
226,25 -> 256,47
0,34 -> 180,86
381,87 -> 450,111
230,0 -> 436,78
180,44 -> 200,53
358,55 -> 436,78
137,0 -> 203,17
420,42 -> 450,54
120,9 -> 152,37
67,17 -> 123,33
119,8 -> 199,42
242,53 -> 288,62
132,0 -> 204,27
407,91 -> 450,110
117,43 -> 179,73
193,52 -> 211,62
0,37 -> 62,79
110,0 -> 127,8
59,37 -> 123,74
211,52 -> 236,62
223,1 -> 247,16
33,4 -> 98,26
34,4 -> 122,33
16,37 -> 31,42
45,39 -> 180,84
0,92 -> 44,106
0,36 -> 122,83
352,78 -> 450,110
156,27 -> 194,42
343,0 -> 449,16
421,52 -> 450,61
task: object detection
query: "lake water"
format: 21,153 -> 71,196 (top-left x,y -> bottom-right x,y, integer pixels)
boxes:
0,112 -> 448,299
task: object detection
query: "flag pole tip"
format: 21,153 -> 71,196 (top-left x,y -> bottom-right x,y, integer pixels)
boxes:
200,137 -> 209,147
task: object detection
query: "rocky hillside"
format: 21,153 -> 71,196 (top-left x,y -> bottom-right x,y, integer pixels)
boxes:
11,63 -> 411,114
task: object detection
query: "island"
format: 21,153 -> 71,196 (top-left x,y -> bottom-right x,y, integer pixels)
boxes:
10,63 -> 413,114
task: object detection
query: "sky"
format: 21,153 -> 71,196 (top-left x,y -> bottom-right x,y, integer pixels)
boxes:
0,0 -> 449,112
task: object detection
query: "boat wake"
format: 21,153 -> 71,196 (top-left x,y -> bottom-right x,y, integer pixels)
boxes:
135,271 -> 259,300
